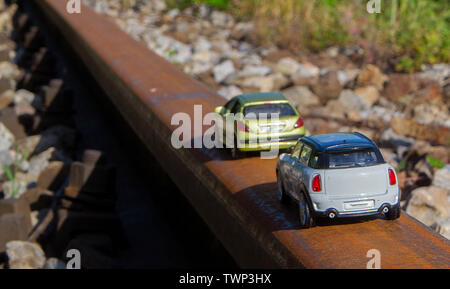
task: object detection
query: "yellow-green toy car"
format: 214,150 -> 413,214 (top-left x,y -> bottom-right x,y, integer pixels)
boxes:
214,92 -> 306,158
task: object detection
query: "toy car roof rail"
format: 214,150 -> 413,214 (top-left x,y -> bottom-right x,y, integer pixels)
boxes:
353,131 -> 377,146
325,143 -> 376,151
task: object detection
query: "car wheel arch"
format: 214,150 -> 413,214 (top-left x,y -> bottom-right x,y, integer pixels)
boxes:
299,185 -> 316,215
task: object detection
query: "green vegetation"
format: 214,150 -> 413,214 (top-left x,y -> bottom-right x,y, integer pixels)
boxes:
426,155 -> 445,169
166,0 -> 449,71
397,157 -> 406,172
167,0 -> 231,10
2,145 -> 29,199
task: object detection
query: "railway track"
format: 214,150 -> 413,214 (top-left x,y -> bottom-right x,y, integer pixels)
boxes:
28,0 -> 450,268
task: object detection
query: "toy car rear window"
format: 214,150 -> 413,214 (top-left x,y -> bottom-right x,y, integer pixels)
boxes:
243,103 -> 296,119
327,149 -> 383,169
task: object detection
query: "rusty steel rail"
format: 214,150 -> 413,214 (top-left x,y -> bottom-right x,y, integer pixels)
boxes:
32,0 -> 450,268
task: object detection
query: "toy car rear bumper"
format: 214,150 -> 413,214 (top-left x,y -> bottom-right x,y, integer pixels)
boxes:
237,134 -> 304,152
310,190 -> 399,218
315,203 -> 400,218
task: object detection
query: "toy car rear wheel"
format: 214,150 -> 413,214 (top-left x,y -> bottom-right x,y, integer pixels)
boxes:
386,205 -> 401,220
277,176 -> 288,204
298,193 -> 315,228
231,136 -> 244,159
231,147 -> 239,159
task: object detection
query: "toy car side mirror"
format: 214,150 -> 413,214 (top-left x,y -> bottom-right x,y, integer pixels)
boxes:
214,106 -> 224,114
286,146 -> 295,154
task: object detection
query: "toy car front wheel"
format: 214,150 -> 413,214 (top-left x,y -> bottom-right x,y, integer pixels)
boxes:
277,176 -> 288,204
298,193 -> 315,228
385,205 -> 401,220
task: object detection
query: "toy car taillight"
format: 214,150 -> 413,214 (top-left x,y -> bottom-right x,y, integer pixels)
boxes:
294,117 -> 304,128
237,120 -> 249,132
388,169 -> 396,186
312,174 -> 321,192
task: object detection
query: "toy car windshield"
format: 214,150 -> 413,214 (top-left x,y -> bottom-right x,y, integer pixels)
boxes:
243,103 -> 297,119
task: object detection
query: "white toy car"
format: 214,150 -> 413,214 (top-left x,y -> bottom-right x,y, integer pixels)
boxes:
276,132 -> 400,228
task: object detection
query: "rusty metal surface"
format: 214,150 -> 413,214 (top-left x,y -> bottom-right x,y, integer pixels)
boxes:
34,0 -> 450,268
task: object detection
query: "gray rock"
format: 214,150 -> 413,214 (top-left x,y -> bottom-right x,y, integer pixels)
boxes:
2,180 -> 28,199
28,147 -> 72,178
311,70 -> 343,102
337,89 -> 367,111
325,46 -> 339,58
194,37 -> 212,52
418,63 -> 450,86
169,44 -> 192,65
357,64 -> 388,91
93,1 -> 108,14
377,96 -> 397,110
297,63 -> 320,78
217,85 -> 243,100
379,128 -> 415,150
0,61 -> 21,80
0,149 -> 14,167
142,15 -> 160,26
6,241 -> 46,269
343,45 -> 364,56
0,89 -> 14,109
182,7 -> 193,17
211,40 -> 233,55
413,103 -> 449,126
210,11 -> 234,28
281,86 -> 320,108
213,60 -> 235,84
0,122 -> 14,151
192,50 -> 218,64
14,102 -> 36,116
190,60 -> 213,75
241,54 -> 262,66
337,70 -> 349,86
175,21 -> 189,33
190,48 -> 219,75
433,165 -> 450,189
167,8 -> 180,20
406,186 -> 449,226
354,85 -> 380,108
430,218 -> 450,240
380,148 -> 399,168
277,57 -> 300,76
365,106 -> 397,124
0,149 -> 25,177
231,22 -> 254,40
337,86 -> 379,111
17,125 -> 76,156
152,0 -> 167,12
125,18 -> 146,41
152,34 -> 192,64
237,42 -> 252,54
237,65 -> 271,78
44,258 -> 66,269
337,69 -> 359,86
198,5 -> 211,19
236,73 -> 289,92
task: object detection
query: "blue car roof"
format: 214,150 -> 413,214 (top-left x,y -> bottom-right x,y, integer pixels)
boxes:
301,132 -> 377,152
